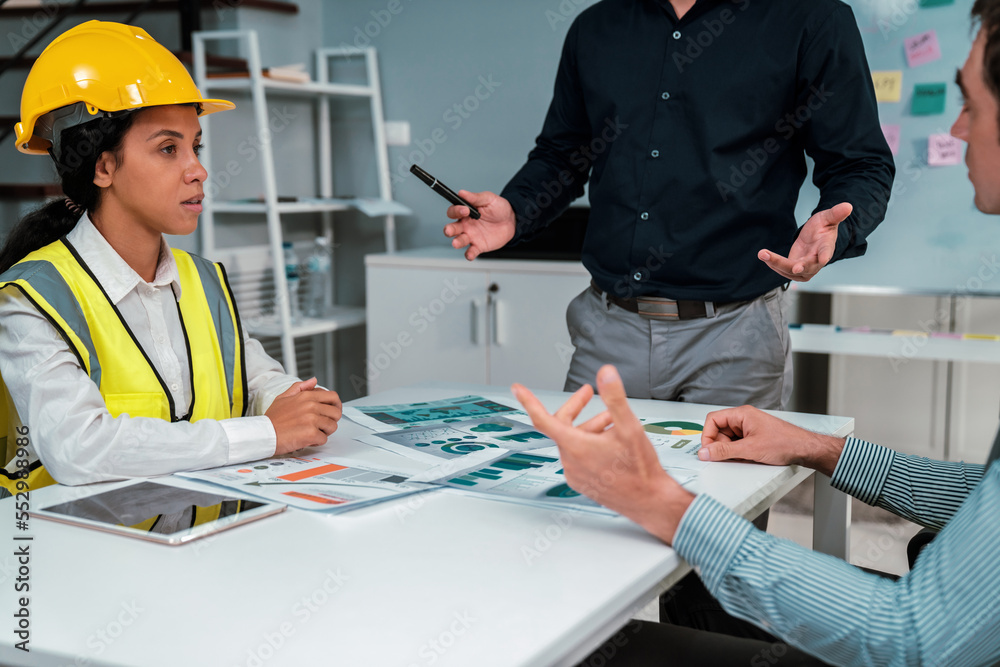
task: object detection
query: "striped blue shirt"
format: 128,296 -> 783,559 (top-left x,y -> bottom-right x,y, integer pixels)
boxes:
673,437 -> 1000,666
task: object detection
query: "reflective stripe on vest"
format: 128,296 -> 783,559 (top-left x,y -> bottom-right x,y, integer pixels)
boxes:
0,237 -> 247,493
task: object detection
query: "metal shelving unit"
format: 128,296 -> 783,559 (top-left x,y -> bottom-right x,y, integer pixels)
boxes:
191,30 -> 408,377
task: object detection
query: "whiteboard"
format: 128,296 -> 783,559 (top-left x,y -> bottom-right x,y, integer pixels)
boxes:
797,0 -> 1000,295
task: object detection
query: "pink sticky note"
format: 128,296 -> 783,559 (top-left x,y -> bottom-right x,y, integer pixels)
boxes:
928,133 -> 963,166
881,124 -> 901,155
905,30 -> 942,68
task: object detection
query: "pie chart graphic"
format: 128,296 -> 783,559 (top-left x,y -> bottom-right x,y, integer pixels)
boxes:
643,420 -> 703,436
470,422 -> 514,433
440,442 -> 500,455
545,483 -> 581,498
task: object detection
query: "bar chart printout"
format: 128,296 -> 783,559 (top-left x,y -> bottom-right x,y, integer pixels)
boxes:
438,452 -> 613,514
344,395 -> 526,432
178,457 -> 425,512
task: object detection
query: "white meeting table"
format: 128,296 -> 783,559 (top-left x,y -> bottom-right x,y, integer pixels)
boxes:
0,383 -> 853,667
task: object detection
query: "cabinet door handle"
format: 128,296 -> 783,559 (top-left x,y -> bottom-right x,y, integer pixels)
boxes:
470,299 -> 484,345
489,296 -> 501,347
487,282 -> 500,347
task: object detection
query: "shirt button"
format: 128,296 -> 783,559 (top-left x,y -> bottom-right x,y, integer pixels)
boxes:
640,212 -> 650,220
633,271 -> 643,281
158,335 -> 166,344
651,150 -> 660,158
673,30 -> 681,39
170,383 -> 179,392
661,92 -> 670,100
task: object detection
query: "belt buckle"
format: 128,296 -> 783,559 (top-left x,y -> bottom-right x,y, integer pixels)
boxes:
635,296 -> 679,320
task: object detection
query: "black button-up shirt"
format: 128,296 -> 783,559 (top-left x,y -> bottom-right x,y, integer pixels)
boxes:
501,0 -> 895,302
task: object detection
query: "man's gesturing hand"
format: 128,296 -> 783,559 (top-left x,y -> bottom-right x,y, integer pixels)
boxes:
443,190 -> 517,261
512,365 -> 694,545
759,202 -> 853,281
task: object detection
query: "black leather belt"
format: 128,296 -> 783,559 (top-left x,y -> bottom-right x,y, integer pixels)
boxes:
590,280 -> 715,320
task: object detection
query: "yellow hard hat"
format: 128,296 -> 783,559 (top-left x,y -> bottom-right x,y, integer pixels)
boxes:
15,20 -> 234,155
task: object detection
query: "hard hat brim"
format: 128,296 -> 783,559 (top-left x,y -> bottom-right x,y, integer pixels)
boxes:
15,98 -> 235,155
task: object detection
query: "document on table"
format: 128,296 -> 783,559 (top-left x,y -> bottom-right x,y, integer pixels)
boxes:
357,415 -> 555,465
343,395 -> 528,432
425,450 -> 699,516
177,456 -> 430,512
647,433 -> 709,473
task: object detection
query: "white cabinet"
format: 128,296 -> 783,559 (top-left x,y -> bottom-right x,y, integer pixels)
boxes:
364,248 -> 590,394
820,292 -> 1000,462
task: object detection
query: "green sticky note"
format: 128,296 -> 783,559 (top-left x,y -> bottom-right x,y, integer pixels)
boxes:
911,83 -> 947,115
919,0 -> 954,7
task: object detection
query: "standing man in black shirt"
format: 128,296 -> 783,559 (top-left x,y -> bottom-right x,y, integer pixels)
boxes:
443,0 -> 894,410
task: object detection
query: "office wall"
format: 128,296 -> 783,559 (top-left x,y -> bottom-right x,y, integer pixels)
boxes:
321,0 -> 599,397
797,0 -> 997,294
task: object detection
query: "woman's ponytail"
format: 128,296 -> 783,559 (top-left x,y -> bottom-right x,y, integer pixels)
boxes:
0,199 -> 80,274
0,110 -> 138,275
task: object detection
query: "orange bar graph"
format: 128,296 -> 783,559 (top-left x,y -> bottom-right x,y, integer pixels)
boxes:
282,491 -> 345,505
278,463 -> 346,482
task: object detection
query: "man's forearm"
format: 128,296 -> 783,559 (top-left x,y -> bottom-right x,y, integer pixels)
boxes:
797,433 -> 847,477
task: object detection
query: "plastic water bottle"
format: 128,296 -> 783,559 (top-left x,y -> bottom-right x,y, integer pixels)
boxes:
282,241 -> 300,324
306,237 -> 332,318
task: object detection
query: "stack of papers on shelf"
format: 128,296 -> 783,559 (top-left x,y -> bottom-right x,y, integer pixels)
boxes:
264,63 -> 310,83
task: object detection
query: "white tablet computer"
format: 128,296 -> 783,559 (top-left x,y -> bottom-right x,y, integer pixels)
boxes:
31,479 -> 285,545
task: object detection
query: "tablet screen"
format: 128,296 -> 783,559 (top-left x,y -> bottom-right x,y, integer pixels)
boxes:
37,480 -> 279,543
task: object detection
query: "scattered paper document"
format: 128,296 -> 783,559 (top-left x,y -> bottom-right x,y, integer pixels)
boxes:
178,456 -> 426,512
344,395 -> 526,432
433,452 -> 613,514
359,415 -> 554,465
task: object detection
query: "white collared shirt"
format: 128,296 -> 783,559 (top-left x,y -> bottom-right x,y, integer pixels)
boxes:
0,215 -> 295,485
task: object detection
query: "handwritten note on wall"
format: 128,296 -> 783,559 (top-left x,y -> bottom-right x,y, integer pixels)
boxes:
872,71 -> 903,102
904,30 -> 942,68
912,82 -> 947,115
928,133 -> 963,166
882,124 -> 901,155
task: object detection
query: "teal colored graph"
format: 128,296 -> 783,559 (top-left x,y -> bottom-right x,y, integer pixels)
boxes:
492,452 -> 557,471
497,431 -> 547,444
545,483 -> 580,499
470,423 -> 514,433
440,443 -> 499,455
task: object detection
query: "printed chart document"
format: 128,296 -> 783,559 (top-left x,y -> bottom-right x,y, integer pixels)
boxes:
178,456 -> 429,512
358,415 -> 555,465
432,451 -> 614,514
426,451 -> 699,516
344,395 -> 527,432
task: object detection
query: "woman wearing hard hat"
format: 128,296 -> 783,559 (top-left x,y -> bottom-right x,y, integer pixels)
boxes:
0,21 -> 342,493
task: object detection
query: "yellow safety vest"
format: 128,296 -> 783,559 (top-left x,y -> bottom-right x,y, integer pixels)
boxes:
0,237 -> 247,494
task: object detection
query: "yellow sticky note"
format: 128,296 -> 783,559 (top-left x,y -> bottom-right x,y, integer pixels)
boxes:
872,70 -> 903,103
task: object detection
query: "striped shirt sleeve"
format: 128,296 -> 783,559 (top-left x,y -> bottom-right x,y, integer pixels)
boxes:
672,459 -> 1000,666
831,437 -> 986,530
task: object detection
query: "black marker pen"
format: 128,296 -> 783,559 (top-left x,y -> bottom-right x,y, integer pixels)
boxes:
410,165 -> 481,219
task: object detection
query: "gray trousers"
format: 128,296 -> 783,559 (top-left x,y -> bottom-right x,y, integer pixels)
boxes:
564,285 -> 793,411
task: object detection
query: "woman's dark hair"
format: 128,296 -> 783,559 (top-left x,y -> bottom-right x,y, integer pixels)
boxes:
0,110 -> 139,274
